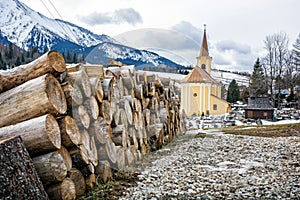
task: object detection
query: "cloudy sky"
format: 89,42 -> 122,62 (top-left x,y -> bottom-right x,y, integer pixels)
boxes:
20,0 -> 300,71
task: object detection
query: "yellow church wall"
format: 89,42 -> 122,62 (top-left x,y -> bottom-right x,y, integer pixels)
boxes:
210,95 -> 230,115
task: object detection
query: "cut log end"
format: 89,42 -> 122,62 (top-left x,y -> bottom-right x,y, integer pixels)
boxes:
48,50 -> 66,73
50,152 -> 68,182
46,74 -> 67,114
46,114 -> 61,150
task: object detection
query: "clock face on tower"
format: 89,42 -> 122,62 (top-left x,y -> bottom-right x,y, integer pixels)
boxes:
201,64 -> 206,70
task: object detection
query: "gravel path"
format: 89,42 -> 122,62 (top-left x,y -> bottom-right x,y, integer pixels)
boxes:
121,130 -> 300,199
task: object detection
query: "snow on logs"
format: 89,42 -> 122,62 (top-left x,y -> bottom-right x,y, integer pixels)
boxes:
0,52 -> 186,199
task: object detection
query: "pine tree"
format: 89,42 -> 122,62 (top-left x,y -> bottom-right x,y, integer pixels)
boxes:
15,56 -> 21,66
249,58 -> 268,97
227,79 -> 240,103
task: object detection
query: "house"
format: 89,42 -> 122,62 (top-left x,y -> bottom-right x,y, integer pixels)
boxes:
245,97 -> 274,120
180,26 -> 230,116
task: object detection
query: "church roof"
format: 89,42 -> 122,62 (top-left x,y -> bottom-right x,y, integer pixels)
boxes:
181,66 -> 218,83
199,28 -> 209,57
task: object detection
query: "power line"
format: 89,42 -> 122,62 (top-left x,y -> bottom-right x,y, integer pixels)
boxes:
39,0 -> 78,44
47,0 -> 79,44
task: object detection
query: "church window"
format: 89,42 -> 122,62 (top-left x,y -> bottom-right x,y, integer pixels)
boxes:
193,93 -> 197,97
201,64 -> 206,70
213,104 -> 217,110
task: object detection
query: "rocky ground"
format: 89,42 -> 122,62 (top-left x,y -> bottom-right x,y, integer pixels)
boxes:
119,129 -> 300,199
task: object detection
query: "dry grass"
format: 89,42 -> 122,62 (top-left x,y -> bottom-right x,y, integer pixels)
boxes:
222,122 -> 300,137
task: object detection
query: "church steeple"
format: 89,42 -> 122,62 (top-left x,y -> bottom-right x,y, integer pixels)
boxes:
196,24 -> 212,74
199,24 -> 209,57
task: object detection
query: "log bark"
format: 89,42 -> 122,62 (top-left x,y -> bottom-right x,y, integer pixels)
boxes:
0,50 -> 65,93
0,114 -> 61,156
57,146 -> 72,172
0,136 -> 49,200
32,151 -> 67,186
0,74 -> 67,128
58,116 -> 81,147
95,160 -> 113,183
62,82 -> 83,107
45,178 -> 76,200
67,168 -> 86,197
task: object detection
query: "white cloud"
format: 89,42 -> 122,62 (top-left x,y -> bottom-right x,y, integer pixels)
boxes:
79,8 -> 142,26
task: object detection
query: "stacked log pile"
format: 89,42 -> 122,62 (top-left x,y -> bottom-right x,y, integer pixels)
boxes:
0,51 -> 186,200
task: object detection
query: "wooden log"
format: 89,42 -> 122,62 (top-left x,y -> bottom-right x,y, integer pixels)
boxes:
143,109 -> 151,126
45,178 -> 76,200
72,105 -> 90,130
85,173 -> 96,190
83,96 -> 99,120
117,77 -> 124,98
99,100 -> 113,125
58,116 -> 81,147
0,136 -> 49,200
89,77 -> 104,103
142,97 -> 150,110
112,125 -> 127,147
119,98 -> 133,125
65,70 -> 92,98
128,127 -> 139,150
69,146 -> 89,169
90,136 -> 99,167
67,168 -> 86,197
102,76 -> 115,101
57,146 -> 72,172
115,146 -> 126,170
0,74 -> 67,128
62,82 -> 83,107
95,160 -> 113,183
118,108 -> 128,130
98,139 -> 117,165
125,148 -> 135,166
134,84 -> 143,100
0,50 -> 65,93
82,64 -> 105,81
32,151 -> 67,186
0,114 -> 61,156
111,107 -> 120,127
89,117 -> 111,145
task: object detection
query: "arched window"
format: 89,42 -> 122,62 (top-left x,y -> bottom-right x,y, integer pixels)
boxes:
201,64 -> 206,70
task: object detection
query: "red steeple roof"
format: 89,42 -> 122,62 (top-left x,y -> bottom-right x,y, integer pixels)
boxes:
199,25 -> 209,57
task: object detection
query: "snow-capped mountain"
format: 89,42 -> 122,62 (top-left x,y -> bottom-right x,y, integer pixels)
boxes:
0,0 -> 182,68
85,42 -> 181,67
0,0 -> 113,50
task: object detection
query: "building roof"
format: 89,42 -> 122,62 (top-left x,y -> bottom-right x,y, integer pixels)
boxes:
245,97 -> 274,110
199,28 -> 209,57
181,66 -> 218,83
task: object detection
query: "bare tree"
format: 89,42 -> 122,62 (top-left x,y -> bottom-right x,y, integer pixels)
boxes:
263,32 -> 290,108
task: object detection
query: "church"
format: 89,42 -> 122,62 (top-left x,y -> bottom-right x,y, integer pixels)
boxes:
180,27 -> 230,116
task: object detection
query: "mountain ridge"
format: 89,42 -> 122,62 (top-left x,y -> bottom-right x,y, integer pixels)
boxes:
0,0 -> 183,68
